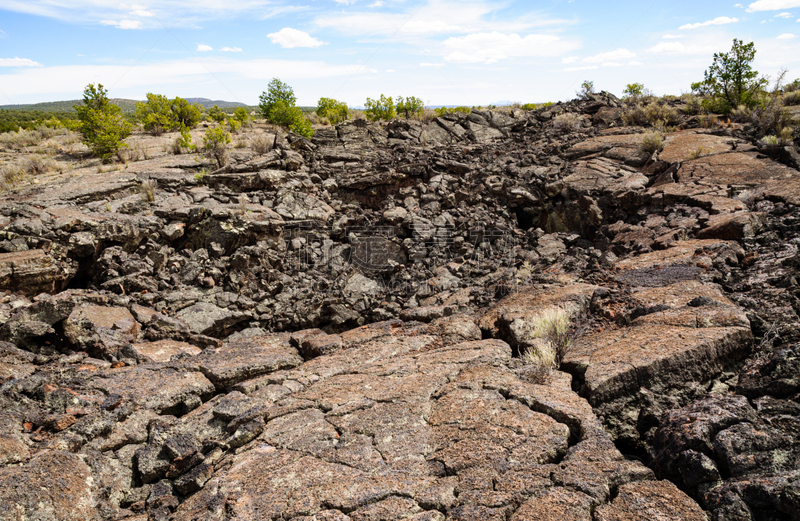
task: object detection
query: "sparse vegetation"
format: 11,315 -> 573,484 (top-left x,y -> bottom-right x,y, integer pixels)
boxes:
622,100 -> 679,127
688,146 -> 709,160
208,105 -> 227,124
250,133 -> 272,154
434,106 -> 472,117
520,306 -> 575,370
173,125 -> 196,154
233,107 -> 251,126
552,112 -> 583,132
681,94 -> 703,115
140,178 -> 157,202
364,95 -> 396,121
74,84 -> 132,161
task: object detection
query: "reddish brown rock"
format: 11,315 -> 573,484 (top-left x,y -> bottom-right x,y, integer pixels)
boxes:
0,249 -> 76,297
130,339 -> 202,362
0,450 -> 97,520
594,480 -> 709,521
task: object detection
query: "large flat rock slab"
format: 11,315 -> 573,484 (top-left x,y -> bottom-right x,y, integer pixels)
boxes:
88,363 -> 215,414
196,333 -> 303,388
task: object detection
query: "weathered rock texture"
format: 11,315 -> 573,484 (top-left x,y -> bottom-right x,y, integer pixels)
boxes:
0,92 -> 798,520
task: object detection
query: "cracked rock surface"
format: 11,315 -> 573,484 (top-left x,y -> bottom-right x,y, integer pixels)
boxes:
1,92 -> 799,519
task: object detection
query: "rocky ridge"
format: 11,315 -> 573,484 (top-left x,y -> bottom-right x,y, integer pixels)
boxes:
0,93 -> 798,520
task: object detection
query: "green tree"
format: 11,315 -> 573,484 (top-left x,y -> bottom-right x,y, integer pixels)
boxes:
364,94 -> 395,121
171,97 -> 203,128
693,38 -> 768,113
233,106 -> 250,125
208,105 -> 227,124
259,78 -> 297,121
75,83 -> 132,161
622,83 -> 645,99
577,80 -> 595,100
316,97 -> 349,124
396,96 -> 424,118
135,93 -> 178,135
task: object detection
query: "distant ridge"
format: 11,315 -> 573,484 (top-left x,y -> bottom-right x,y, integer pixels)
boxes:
1,98 -> 251,113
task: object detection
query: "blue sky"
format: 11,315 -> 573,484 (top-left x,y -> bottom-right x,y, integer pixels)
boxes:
0,0 -> 799,106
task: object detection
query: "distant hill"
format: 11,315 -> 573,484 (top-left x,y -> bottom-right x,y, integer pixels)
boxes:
1,98 -> 252,113
184,98 -> 250,110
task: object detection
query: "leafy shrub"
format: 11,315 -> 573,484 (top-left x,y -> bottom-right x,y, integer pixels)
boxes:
233,107 -> 250,125
316,97 -> 349,125
203,126 -> 231,168
0,164 -> 27,192
434,106 -> 472,116
693,38 -> 768,113
730,104 -> 752,122
228,118 -> 241,134
396,96 -> 424,118
364,95 -> 396,121
639,130 -> 664,155
289,114 -> 314,139
259,78 -> 297,121
75,83 -> 132,161
208,105 -> 227,124
552,112 -> 583,132
135,93 -> 178,135
172,125 -> 196,154
623,83 -> 645,99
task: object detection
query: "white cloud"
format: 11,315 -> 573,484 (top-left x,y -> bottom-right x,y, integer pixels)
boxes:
563,65 -> 598,72
647,41 -> 715,54
197,44 -> 213,51
369,1 -> 385,6
776,11 -> 794,16
443,32 -> 579,64
314,1 -> 572,38
582,48 -> 636,63
662,34 -> 684,39
0,57 -> 42,67
562,56 -> 579,64
0,58 -> 365,102
100,19 -> 142,29
747,0 -> 800,11
420,62 -> 444,67
777,32 -> 796,37
220,47 -> 243,52
267,28 -> 325,48
734,3 -> 744,7
679,16 -> 739,29
386,69 -> 395,72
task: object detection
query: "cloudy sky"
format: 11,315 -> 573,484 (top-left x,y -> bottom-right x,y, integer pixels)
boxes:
1,0 -> 799,106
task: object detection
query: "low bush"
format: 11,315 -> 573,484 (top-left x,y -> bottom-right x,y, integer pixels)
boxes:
552,112 -> 583,132
622,100 -> 679,127
75,83 -> 132,161
434,106 -> 472,117
520,306 -> 575,370
782,90 -> 800,106
250,133 -> 272,154
140,179 -> 157,202
639,130 -> 664,155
